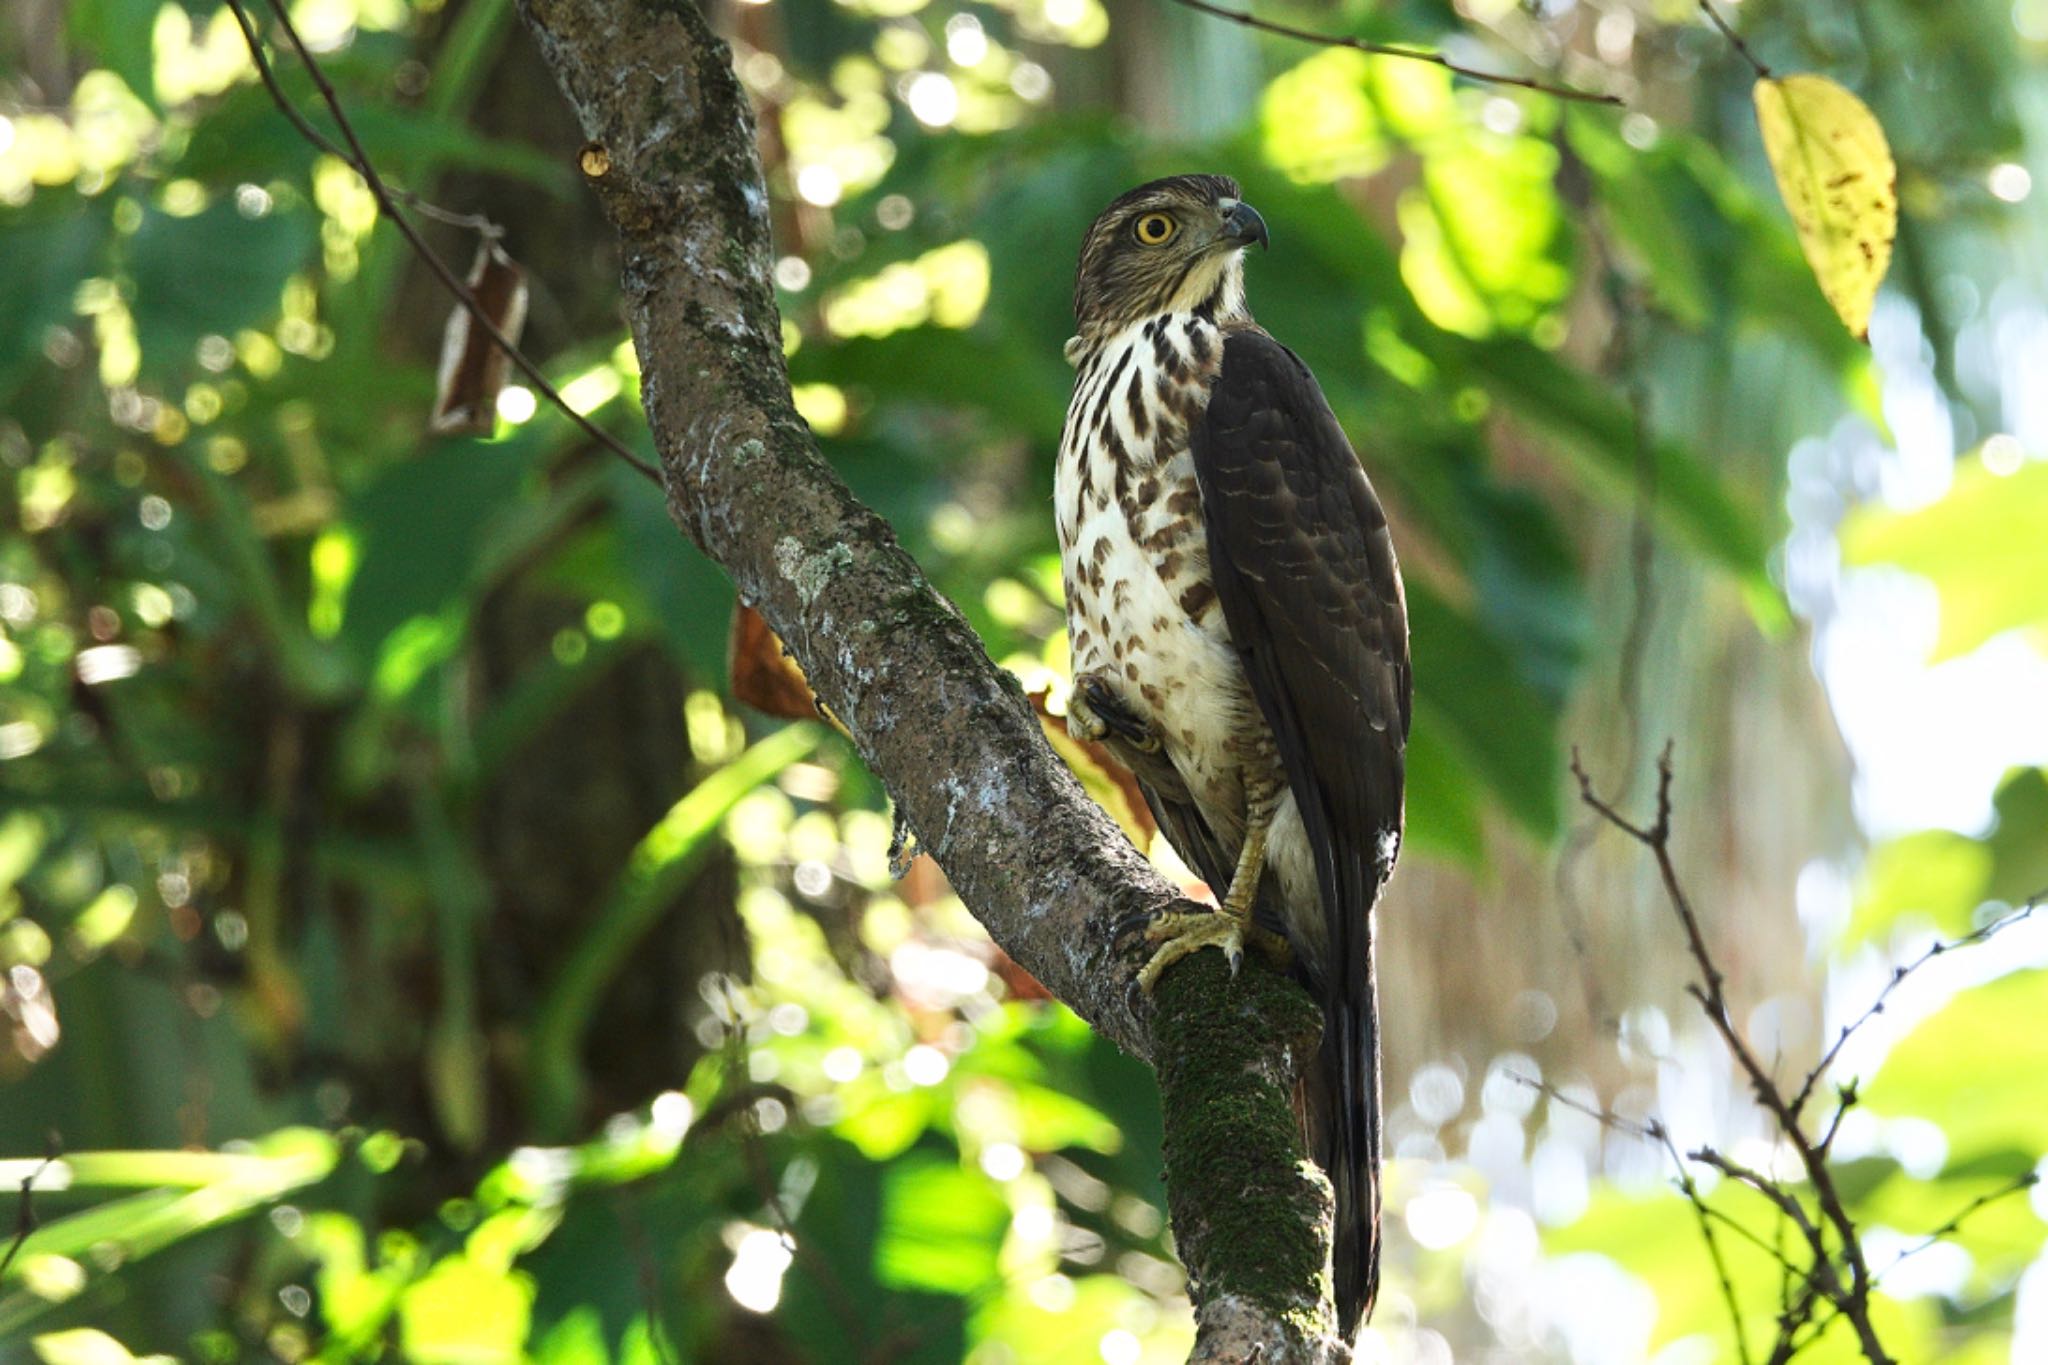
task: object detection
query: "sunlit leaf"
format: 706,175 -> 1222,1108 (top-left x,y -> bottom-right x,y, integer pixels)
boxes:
1753,74 -> 1898,341
1258,50 -> 1389,185
67,0 -> 159,110
1852,1162 -> 2046,1289
30,1328 -> 147,1365
1412,133 -> 1570,335
971,1273 -> 1178,1365
1841,454 -> 2048,660
399,1255 -> 536,1363
875,1156 -> 1008,1293
1865,969 -> 2048,1167
1011,1082 -> 1121,1154
1847,829 -> 1992,946
839,1088 -> 941,1161
1848,769 -> 2048,946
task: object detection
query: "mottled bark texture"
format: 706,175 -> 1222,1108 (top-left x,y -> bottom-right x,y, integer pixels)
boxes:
513,0 -> 1347,1357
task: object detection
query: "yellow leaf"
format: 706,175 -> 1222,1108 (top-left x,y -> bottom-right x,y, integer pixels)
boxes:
1753,73 -> 1897,341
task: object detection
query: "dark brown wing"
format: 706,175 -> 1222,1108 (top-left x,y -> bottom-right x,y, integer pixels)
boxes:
1190,328 -> 1409,1337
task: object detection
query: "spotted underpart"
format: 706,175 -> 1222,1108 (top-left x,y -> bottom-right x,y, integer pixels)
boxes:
1055,310 -> 1318,941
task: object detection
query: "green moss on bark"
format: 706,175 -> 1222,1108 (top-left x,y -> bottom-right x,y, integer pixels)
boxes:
1152,950 -> 1333,1330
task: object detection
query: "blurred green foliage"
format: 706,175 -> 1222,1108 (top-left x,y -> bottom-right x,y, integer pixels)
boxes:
2,0 -> 2046,1360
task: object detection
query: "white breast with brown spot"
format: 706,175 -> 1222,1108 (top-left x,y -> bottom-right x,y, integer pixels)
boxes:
1054,312 -> 1321,949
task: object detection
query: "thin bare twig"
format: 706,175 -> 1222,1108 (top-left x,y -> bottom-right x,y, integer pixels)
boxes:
1575,745 -> 1893,1364
1655,1125 -> 1756,1365
219,0 -> 500,234
612,1190 -> 681,1365
1688,1146 -> 1842,1293
1877,1171 -> 2042,1283
1514,1073 -> 1756,1362
1698,0 -> 1772,80
225,0 -> 662,485
1789,890 -> 2048,1122
1,1145 -> 60,1279
1162,0 -> 1623,106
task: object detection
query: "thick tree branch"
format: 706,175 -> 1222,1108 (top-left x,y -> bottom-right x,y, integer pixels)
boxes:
511,0 -> 1346,1357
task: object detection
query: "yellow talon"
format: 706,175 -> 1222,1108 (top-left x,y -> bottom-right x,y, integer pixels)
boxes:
1133,775 -> 1291,994
1134,905 -> 1290,994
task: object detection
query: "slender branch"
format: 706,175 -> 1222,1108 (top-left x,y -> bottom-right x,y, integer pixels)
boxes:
1698,0 -> 1772,79
1574,744 -> 1893,1364
511,1 -> 1344,1357
1515,1074 -> 1756,1364
1765,1279 -> 1823,1365
1688,1146 -> 1842,1293
224,0 -> 662,486
1876,1171 -> 2042,1283
1789,889 -> 2048,1122
219,0 -> 499,234
1161,0 -> 1623,106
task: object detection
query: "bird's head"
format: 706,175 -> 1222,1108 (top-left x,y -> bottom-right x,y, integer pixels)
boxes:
1071,174 -> 1268,341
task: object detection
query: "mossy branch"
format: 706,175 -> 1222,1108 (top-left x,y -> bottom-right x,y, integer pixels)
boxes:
511,0 -> 1350,1356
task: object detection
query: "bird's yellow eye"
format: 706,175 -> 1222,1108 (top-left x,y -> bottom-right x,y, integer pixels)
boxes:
1132,212 -> 1178,246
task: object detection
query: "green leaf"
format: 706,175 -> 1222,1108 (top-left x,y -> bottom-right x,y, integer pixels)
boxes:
875,1156 -> 1008,1294
1407,580 -> 1562,838
971,1274 -> 1172,1365
67,0 -> 159,109
1848,768 -> 2048,947
1401,719 -> 1484,866
837,1088 -> 940,1161
1404,128 -> 1570,336
1568,113 -> 1712,328
1841,454 -> 2048,660
0,1131 -> 338,1336
0,204 -> 110,403
306,1213 -> 406,1346
177,85 -> 575,196
399,1256 -> 535,1364
339,442 -> 533,659
1011,1082 -> 1121,1154
1852,1162 -> 2046,1287
31,1328 -> 146,1365
1847,829 -> 1993,946
608,459 -> 735,684
782,1139 -> 966,1365
1865,968 -> 2048,1166
124,200 -> 311,383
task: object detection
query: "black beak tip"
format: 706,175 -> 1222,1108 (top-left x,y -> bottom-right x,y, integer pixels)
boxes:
1226,201 -> 1270,252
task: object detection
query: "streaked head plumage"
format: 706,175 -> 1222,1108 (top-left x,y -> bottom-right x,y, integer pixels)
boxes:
1071,174 -> 1268,339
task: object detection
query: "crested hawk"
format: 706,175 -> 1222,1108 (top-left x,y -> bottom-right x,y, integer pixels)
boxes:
1055,174 -> 1410,1337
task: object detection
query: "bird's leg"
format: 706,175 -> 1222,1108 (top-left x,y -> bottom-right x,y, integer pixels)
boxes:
1066,671 -> 1161,754
1135,777 -> 1291,993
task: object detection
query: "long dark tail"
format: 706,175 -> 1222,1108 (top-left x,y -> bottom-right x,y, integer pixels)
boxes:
1303,955 -> 1382,1340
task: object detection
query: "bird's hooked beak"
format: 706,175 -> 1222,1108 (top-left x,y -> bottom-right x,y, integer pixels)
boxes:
1216,197 -> 1269,252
